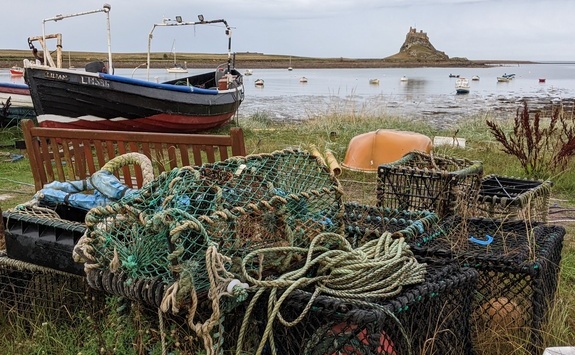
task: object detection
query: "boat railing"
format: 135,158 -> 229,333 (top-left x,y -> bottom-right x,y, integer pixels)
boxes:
146,15 -> 233,81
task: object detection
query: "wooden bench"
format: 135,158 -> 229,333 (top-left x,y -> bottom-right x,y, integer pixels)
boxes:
21,119 -> 246,191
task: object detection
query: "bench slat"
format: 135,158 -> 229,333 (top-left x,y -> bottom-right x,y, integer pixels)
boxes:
21,119 -> 246,191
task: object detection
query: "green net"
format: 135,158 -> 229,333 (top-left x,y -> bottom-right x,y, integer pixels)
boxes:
74,148 -> 345,311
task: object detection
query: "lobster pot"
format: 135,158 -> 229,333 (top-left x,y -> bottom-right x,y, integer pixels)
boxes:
269,260 -> 479,355
199,148 -> 343,210
342,202 -> 439,248
476,175 -> 552,223
0,253 -> 103,323
376,151 -> 483,220
80,148 -> 344,309
411,218 -> 565,355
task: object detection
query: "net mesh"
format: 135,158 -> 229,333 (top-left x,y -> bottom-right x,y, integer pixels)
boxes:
74,148 -> 345,309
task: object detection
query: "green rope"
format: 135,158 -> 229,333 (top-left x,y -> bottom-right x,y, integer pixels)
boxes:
235,231 -> 426,355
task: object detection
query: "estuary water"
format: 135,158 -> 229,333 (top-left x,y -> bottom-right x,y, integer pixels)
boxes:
4,63 -> 575,128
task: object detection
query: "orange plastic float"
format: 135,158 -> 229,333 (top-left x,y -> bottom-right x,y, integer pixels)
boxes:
341,129 -> 432,172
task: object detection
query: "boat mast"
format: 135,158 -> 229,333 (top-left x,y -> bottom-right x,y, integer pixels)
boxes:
42,4 -> 113,72
146,15 -> 232,80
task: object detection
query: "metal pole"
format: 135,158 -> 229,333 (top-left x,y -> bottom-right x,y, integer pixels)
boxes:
104,4 -> 113,73
42,4 -> 112,70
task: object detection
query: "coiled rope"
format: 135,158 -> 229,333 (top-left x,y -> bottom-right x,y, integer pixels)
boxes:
235,231 -> 427,355
100,152 -> 155,186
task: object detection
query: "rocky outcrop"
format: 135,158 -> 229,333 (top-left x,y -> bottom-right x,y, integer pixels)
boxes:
384,27 -> 468,63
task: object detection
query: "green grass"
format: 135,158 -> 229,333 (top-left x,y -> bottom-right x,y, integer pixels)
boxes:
0,112 -> 574,354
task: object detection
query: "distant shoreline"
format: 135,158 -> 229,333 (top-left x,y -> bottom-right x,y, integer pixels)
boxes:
0,49 -> 537,70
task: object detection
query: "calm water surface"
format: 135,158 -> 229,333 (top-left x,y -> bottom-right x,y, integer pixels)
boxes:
4,63 -> 575,128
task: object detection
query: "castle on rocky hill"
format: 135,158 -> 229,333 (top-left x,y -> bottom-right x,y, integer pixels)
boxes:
384,27 -> 467,63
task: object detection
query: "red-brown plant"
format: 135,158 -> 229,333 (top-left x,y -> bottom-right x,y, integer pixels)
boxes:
486,101 -> 575,177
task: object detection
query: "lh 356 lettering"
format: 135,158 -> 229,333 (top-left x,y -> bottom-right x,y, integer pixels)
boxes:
81,76 -> 110,88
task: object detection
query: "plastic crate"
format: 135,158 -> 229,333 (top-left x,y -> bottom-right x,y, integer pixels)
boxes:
476,174 -> 552,223
259,260 -> 479,355
2,206 -> 87,275
411,218 -> 565,355
376,151 -> 483,219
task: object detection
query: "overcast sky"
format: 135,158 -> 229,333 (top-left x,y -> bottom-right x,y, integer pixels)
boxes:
2,0 -> 574,62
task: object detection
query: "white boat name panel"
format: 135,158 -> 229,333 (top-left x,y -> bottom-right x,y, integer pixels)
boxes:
81,76 -> 110,88
44,72 -> 69,81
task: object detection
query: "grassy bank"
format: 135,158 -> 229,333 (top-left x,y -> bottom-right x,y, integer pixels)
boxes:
0,112 -> 574,354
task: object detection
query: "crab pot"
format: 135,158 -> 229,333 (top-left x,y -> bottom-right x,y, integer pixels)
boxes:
411,218 -> 565,355
2,207 -> 87,275
342,202 -> 439,247
376,151 -> 483,219
265,260 -> 479,355
476,174 -> 552,223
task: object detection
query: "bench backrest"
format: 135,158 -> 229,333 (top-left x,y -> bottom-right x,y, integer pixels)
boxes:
21,119 -> 246,191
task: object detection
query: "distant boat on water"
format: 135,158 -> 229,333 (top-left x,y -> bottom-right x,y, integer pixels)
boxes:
455,77 -> 470,94
299,76 -> 308,83
497,73 -> 515,82
288,56 -> 293,71
254,78 -> 265,86
244,69 -> 253,76
369,78 -> 380,85
166,40 -> 188,73
400,76 -> 408,82
10,66 -> 24,76
471,75 -> 480,81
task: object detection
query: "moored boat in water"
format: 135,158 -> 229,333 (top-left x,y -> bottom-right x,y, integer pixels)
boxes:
455,77 -> 470,94
9,66 -> 24,76
23,5 -> 244,133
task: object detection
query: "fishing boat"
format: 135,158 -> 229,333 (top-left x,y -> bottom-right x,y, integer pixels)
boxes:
23,6 -> 244,133
254,78 -> 264,86
455,77 -> 470,94
166,40 -> 188,73
449,74 -> 459,78
369,78 -> 380,85
471,75 -> 480,81
244,69 -> 253,76
299,76 -> 308,83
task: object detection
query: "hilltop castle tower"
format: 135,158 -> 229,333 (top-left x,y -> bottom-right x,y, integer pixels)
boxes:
384,27 -> 463,62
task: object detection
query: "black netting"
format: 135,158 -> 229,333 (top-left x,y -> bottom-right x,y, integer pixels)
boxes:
376,151 -> 483,219
243,260 -> 479,355
411,218 -> 565,355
